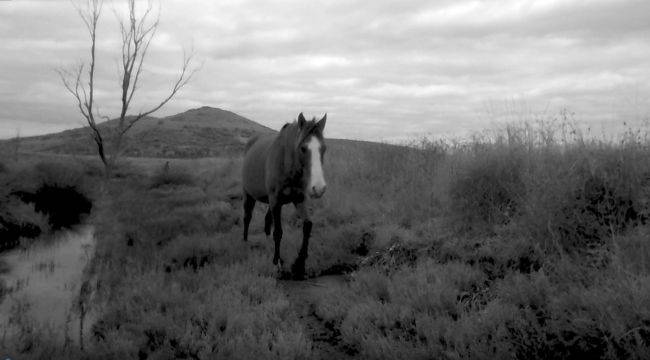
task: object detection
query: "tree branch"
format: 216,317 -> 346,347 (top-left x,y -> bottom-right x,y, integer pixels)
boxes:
121,50 -> 196,135
60,0 -> 196,172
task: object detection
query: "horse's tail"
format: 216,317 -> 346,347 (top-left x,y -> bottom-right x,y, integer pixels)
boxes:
244,135 -> 259,153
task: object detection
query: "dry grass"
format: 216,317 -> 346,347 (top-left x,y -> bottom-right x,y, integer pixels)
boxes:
3,118 -> 650,359
308,120 -> 650,360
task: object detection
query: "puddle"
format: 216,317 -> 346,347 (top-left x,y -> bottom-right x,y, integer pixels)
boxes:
0,225 -> 95,346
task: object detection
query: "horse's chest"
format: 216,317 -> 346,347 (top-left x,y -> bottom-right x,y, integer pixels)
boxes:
279,186 -> 305,203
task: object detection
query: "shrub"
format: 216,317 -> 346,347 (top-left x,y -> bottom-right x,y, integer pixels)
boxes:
0,196 -> 50,247
30,184 -> 92,230
7,161 -> 93,231
102,188 -> 238,257
303,222 -> 377,276
319,257 -> 650,360
89,263 -> 311,359
323,261 -> 488,359
494,271 -> 650,359
83,168 -> 314,358
32,160 -> 88,190
323,140 -> 447,228
149,162 -> 196,188
612,225 -> 650,275
0,162 -> 92,247
520,144 -> 650,254
557,172 -> 644,247
449,144 -> 525,232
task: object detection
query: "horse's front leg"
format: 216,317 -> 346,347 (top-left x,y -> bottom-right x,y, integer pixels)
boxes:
242,192 -> 256,242
291,201 -> 311,279
264,208 -> 273,240
270,199 -> 284,268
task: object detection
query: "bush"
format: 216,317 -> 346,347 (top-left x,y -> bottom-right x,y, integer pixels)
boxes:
494,271 -> 650,359
319,261 -> 487,359
8,161 -> 93,231
432,235 -> 542,281
101,186 -> 238,258
0,160 -> 95,248
32,160 -> 88,190
518,144 -> 650,254
449,144 -> 525,232
612,225 -> 650,275
556,171 -> 645,250
32,184 -> 92,230
149,162 -> 196,188
87,262 -> 312,359
316,257 -> 650,359
0,196 -> 49,246
88,175 -> 312,358
440,123 -> 650,252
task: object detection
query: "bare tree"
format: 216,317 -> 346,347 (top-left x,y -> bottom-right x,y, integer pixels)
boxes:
58,0 -> 195,174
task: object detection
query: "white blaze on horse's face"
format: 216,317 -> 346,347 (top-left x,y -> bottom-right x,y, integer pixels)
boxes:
306,136 -> 326,198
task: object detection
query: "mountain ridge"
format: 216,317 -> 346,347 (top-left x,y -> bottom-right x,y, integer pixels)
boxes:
8,106 -> 277,158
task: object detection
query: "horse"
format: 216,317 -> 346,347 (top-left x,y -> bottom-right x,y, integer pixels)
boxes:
242,113 -> 327,278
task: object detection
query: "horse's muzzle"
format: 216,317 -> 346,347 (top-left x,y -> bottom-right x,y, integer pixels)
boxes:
309,185 -> 327,199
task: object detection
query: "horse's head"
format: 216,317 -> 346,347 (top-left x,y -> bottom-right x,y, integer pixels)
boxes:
295,113 -> 327,198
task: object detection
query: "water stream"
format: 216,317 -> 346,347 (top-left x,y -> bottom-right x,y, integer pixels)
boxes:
0,226 -> 95,347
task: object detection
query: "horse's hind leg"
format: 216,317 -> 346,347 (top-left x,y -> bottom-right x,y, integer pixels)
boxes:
270,199 -> 284,267
243,192 -> 256,241
264,208 -> 273,238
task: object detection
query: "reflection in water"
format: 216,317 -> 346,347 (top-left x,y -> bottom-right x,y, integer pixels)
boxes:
0,226 -> 95,346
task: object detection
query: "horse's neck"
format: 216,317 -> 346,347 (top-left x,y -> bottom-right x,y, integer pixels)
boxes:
277,128 -> 303,182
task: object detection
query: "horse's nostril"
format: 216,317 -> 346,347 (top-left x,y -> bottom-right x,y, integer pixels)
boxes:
309,185 -> 326,198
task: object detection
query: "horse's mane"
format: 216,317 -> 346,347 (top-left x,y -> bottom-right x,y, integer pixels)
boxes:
280,118 -> 322,139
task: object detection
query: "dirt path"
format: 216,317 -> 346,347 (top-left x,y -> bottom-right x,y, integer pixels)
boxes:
280,275 -> 355,360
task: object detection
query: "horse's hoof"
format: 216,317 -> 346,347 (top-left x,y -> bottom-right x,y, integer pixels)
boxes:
292,270 -> 306,280
291,262 -> 306,280
276,261 -> 288,277
294,274 -> 306,281
273,256 -> 284,266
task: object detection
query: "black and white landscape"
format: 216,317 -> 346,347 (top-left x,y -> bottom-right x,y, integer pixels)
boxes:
1,1 -> 649,359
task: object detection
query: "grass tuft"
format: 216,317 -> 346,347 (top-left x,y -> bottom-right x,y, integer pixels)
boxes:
149,162 -> 197,188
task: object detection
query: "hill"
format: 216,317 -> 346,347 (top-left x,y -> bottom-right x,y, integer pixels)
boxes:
10,107 -> 276,158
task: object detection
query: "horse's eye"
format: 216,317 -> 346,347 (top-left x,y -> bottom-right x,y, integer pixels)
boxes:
300,146 -> 307,153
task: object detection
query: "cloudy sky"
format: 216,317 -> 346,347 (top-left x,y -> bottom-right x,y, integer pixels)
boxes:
1,0 -> 649,141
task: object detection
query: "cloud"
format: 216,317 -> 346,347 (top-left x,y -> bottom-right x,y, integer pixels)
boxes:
0,0 -> 649,140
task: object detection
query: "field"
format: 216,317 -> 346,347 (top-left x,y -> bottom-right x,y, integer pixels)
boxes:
1,120 -> 649,359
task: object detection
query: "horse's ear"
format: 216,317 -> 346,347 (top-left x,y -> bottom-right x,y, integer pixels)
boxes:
298,113 -> 306,128
316,113 -> 327,132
